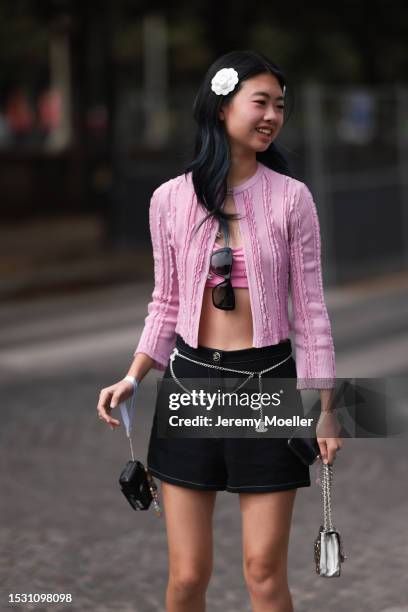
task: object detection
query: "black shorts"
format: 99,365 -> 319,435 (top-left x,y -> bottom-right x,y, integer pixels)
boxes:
147,334 -> 311,493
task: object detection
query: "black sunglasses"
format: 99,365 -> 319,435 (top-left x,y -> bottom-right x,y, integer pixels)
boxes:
210,246 -> 235,310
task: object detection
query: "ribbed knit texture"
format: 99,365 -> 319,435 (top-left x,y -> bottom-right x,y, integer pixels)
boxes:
134,161 -> 336,390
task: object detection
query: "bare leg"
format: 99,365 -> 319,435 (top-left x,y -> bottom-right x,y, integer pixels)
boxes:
240,489 -> 297,612
162,482 -> 217,612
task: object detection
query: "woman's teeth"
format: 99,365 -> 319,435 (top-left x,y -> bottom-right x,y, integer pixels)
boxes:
256,128 -> 272,135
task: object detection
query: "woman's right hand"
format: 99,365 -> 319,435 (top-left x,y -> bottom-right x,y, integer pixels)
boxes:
97,379 -> 137,430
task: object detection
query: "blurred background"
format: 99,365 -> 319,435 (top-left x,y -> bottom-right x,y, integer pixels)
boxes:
1,2 -> 408,611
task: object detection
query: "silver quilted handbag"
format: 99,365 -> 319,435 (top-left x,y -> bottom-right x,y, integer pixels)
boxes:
314,462 -> 347,577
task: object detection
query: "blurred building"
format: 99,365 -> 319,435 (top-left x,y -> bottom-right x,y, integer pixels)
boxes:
0,1 -> 407,285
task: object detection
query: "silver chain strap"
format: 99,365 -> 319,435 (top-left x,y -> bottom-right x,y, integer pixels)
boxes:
318,461 -> 347,562
321,462 -> 334,531
169,347 -> 292,432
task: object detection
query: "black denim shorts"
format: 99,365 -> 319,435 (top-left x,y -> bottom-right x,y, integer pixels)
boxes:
147,334 -> 311,493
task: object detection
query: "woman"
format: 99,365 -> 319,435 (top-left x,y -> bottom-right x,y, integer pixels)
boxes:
97,50 -> 343,612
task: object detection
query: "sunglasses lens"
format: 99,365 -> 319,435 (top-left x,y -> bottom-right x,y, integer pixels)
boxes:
211,249 -> 232,276
212,281 -> 235,310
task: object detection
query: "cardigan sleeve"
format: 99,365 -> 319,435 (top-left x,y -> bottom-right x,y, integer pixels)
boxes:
288,182 -> 336,390
134,184 -> 179,371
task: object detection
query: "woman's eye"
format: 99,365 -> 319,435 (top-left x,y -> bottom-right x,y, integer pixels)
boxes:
255,101 -> 285,110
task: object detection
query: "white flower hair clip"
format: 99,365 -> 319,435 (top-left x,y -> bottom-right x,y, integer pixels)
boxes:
211,67 -> 239,96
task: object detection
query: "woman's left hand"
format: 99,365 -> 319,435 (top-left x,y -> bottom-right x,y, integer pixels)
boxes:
316,410 -> 343,464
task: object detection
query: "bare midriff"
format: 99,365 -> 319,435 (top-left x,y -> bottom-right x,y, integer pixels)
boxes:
197,194 -> 254,350
198,287 -> 254,349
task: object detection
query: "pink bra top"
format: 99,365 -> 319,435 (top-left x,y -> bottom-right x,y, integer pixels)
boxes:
205,241 -> 248,288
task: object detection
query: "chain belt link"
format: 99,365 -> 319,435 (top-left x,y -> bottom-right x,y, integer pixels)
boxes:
168,346 -> 292,433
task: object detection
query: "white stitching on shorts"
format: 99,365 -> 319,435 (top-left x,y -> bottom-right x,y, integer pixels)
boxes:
147,466 -> 225,489
226,480 -> 310,489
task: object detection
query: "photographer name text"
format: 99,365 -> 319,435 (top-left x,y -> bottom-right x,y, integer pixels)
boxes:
168,415 -> 314,428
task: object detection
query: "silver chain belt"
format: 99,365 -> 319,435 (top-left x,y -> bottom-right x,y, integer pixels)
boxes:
169,346 -> 292,433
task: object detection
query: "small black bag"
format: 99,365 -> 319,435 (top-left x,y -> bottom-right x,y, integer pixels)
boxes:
287,435 -> 320,465
119,460 -> 154,511
117,379 -> 162,516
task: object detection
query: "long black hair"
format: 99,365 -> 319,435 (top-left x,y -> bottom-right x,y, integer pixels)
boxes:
184,49 -> 294,240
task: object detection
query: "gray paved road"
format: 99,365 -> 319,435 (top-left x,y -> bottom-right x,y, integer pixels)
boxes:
1,281 -> 408,611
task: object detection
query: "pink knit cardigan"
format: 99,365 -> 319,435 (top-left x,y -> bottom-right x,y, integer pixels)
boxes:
134,161 -> 336,390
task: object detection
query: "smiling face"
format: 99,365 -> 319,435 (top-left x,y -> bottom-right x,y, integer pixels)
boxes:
218,72 -> 285,155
